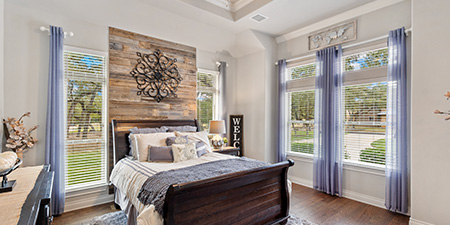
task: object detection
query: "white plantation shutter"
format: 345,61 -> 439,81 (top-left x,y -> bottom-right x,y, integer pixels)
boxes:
64,48 -> 107,190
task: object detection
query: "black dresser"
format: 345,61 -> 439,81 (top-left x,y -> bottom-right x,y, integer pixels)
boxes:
17,165 -> 54,225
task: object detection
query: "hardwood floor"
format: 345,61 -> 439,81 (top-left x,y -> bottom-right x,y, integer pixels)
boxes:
53,183 -> 409,224
290,183 -> 409,225
52,203 -> 118,225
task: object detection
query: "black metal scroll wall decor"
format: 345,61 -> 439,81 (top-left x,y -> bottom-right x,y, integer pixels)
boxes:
130,49 -> 182,102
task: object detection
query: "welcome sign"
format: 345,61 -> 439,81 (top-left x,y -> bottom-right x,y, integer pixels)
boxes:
229,115 -> 243,155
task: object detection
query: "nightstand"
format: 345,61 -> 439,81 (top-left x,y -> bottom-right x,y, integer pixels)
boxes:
213,146 -> 241,156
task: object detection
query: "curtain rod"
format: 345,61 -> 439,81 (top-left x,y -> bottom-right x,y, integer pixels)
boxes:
40,26 -> 74,39
275,27 -> 412,65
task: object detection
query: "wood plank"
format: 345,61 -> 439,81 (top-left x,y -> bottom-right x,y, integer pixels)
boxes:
108,26 -> 197,123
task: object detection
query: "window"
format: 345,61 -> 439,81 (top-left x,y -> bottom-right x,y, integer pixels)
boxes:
288,90 -> 315,154
286,62 -> 316,155
288,62 -> 316,80
64,47 -> 107,190
344,82 -> 387,165
285,45 -> 389,166
342,47 -> 388,166
196,69 -> 219,131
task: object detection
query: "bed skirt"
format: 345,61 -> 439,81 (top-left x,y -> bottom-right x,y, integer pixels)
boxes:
115,187 -> 139,225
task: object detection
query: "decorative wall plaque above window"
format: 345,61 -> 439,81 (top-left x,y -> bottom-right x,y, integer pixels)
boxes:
130,49 -> 182,102
308,20 -> 357,51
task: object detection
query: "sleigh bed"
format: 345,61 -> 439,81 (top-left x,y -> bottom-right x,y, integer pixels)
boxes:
110,119 -> 294,225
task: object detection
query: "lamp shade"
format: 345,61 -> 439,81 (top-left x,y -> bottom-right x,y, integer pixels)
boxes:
209,120 -> 226,134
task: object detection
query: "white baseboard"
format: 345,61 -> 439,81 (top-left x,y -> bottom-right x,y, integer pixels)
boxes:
409,218 -> 434,225
342,189 -> 385,209
288,175 -> 313,188
64,193 -> 114,212
289,175 -> 385,209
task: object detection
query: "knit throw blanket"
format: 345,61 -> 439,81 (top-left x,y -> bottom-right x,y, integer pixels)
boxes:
137,157 -> 269,216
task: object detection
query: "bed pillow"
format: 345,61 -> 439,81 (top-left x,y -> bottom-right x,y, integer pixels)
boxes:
128,127 -> 168,158
165,136 -> 189,146
163,125 -> 197,132
148,146 -> 173,162
195,141 -> 207,157
131,132 -> 176,162
172,143 -> 198,163
129,127 -> 168,134
175,131 -> 212,153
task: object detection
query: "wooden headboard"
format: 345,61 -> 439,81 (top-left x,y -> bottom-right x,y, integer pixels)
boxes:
111,119 -> 200,165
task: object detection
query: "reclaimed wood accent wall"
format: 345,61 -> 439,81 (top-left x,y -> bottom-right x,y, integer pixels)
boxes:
107,28 -> 197,188
108,27 -> 197,121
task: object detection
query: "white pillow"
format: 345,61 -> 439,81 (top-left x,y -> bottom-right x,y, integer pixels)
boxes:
175,131 -> 212,153
131,132 -> 176,162
172,143 -> 198,163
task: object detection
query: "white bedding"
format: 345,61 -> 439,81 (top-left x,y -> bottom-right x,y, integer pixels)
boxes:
109,152 -> 236,225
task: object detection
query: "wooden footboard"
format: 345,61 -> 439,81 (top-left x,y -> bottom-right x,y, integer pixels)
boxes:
163,159 -> 294,225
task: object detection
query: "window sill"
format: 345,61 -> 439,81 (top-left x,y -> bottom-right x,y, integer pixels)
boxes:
286,152 -> 385,176
287,152 -> 313,162
66,183 -> 108,198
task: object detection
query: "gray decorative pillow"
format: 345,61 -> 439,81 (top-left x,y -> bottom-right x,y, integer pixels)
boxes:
148,146 -> 173,162
163,125 -> 197,132
195,141 -> 207,157
129,127 -> 168,134
166,136 -> 189,146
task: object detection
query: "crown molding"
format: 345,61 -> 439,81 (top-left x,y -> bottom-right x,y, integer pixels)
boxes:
276,0 -> 406,43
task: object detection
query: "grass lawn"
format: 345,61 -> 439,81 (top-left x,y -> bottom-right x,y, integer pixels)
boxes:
291,130 -> 314,141
291,142 -> 314,154
67,150 -> 103,186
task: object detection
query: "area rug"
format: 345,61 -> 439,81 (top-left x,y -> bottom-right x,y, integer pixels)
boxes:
283,214 -> 317,225
89,211 -> 315,225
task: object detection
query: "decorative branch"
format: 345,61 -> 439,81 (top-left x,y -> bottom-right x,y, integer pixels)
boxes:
3,112 -> 38,153
434,91 -> 450,120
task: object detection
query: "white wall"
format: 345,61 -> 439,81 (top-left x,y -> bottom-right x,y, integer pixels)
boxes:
277,0 -> 411,209
410,0 -> 450,224
236,50 -> 266,161
234,30 -> 278,163
3,0 -> 238,166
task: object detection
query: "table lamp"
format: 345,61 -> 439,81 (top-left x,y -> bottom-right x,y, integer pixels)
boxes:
209,120 -> 226,149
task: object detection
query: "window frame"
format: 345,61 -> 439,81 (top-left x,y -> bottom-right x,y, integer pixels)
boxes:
196,68 -> 220,131
63,45 -> 109,192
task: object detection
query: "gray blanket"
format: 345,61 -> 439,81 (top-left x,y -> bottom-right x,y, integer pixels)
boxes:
137,157 -> 269,216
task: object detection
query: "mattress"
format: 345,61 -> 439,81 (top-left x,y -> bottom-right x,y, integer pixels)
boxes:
109,152 -> 236,225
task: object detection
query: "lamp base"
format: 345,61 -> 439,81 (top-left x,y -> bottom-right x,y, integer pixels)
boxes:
211,134 -> 224,149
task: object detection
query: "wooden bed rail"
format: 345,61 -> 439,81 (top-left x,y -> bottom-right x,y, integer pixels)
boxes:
164,159 -> 295,225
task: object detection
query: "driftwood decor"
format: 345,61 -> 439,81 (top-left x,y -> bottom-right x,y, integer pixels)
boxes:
108,27 -> 197,121
130,50 -> 182,103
